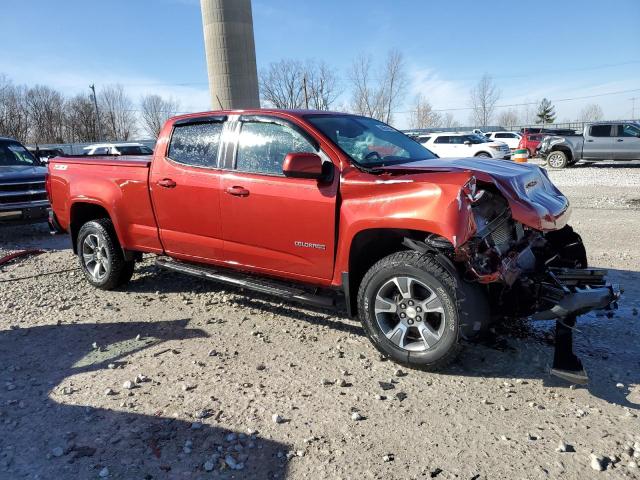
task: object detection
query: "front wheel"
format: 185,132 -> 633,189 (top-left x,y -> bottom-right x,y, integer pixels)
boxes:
547,151 -> 568,168
475,152 -> 491,158
357,251 -> 462,370
77,218 -> 135,290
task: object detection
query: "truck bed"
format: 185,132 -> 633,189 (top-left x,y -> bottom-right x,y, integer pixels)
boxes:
48,155 -> 162,253
52,155 -> 152,168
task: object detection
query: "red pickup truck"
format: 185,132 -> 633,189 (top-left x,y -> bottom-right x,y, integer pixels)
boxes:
47,110 -> 617,373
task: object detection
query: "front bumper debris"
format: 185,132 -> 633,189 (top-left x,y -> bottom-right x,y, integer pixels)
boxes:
533,268 -> 621,320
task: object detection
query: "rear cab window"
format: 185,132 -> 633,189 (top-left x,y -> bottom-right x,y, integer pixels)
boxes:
168,121 -> 224,168
589,124 -> 613,137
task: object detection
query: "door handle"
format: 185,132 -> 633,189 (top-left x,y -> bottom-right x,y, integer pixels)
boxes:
226,186 -> 250,197
157,178 -> 177,188
617,139 -> 624,142
586,139 -> 594,142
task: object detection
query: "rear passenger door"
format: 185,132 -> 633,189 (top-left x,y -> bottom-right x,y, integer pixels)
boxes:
219,115 -> 338,281
582,124 -> 614,160
612,123 -> 640,160
149,116 -> 227,261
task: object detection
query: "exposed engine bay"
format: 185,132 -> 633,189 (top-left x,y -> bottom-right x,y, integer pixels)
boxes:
441,184 -> 620,321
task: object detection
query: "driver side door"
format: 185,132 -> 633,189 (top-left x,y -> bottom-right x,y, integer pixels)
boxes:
219,116 -> 338,281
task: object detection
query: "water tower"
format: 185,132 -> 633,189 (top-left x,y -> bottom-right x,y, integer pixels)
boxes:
200,0 -> 260,110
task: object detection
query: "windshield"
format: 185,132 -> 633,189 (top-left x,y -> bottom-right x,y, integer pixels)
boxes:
305,115 -> 437,167
0,141 -> 40,166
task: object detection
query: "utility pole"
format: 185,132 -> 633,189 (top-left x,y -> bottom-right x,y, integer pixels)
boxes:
89,84 -> 104,141
630,97 -> 637,120
303,74 -> 309,109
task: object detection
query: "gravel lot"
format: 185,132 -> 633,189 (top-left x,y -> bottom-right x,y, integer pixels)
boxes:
0,161 -> 639,479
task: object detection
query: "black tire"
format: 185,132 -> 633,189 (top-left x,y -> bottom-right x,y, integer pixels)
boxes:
357,251 -> 467,370
77,218 -> 135,290
475,152 -> 491,158
547,150 -> 568,169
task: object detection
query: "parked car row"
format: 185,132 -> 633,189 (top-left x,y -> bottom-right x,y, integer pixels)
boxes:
82,143 -> 153,156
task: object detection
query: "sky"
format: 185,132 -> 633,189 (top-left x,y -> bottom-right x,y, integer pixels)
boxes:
1,0 -> 639,129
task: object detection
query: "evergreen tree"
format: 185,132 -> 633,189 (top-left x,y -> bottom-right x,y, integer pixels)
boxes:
535,98 -> 556,124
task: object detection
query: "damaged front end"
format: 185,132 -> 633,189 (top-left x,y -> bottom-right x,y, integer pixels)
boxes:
453,181 -> 620,321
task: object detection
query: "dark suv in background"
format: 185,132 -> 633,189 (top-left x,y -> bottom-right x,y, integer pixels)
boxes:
0,137 -> 49,224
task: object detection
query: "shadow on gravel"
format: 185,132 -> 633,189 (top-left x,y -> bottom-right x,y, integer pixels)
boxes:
0,319 -> 290,479
0,222 -> 70,251
128,262 -> 640,410
570,160 -> 640,169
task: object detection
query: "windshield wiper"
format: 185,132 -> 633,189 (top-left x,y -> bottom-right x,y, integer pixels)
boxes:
352,163 -> 385,174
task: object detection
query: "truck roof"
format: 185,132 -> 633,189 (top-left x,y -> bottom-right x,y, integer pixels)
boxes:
168,109 -> 352,123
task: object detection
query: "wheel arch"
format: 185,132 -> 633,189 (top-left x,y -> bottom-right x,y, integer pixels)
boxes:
344,228 -> 447,317
550,145 -> 574,162
70,201 -> 116,254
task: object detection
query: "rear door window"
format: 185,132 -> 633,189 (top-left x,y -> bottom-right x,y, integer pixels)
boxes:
168,122 -> 223,168
434,136 -> 450,144
589,125 -> 612,137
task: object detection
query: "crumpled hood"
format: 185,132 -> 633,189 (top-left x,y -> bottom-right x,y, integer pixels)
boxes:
0,165 -> 47,183
382,157 -> 570,231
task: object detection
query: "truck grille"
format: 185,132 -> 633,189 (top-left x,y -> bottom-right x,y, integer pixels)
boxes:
0,180 -> 47,206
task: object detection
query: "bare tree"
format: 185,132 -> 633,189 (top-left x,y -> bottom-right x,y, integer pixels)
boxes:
496,109 -> 520,129
140,94 -> 180,138
349,54 -> 383,119
381,49 -> 407,124
442,112 -> 460,129
469,74 -> 500,127
304,61 -> 340,110
0,75 -> 29,142
349,50 -> 407,124
99,84 -> 137,140
25,85 -> 66,143
409,96 -> 442,128
259,59 -> 341,111
578,103 -> 604,122
64,94 -> 100,143
259,60 -> 305,109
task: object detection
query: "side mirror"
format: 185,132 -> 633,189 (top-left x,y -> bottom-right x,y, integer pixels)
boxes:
464,140 -> 472,146
283,152 -> 324,179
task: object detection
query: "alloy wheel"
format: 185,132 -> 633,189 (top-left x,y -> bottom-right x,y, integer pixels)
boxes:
82,233 -> 110,282
547,152 -> 565,168
373,276 -> 447,352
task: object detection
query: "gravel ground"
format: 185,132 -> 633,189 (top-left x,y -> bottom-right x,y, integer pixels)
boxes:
0,162 -> 639,479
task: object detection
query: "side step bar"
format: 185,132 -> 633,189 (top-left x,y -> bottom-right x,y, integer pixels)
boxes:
155,257 -> 336,310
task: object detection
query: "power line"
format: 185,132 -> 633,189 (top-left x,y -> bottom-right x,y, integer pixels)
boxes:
399,87 -> 640,114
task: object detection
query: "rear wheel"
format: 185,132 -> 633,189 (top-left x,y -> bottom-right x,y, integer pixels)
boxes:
77,218 -> 135,290
547,150 -> 568,169
357,251 -> 464,370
